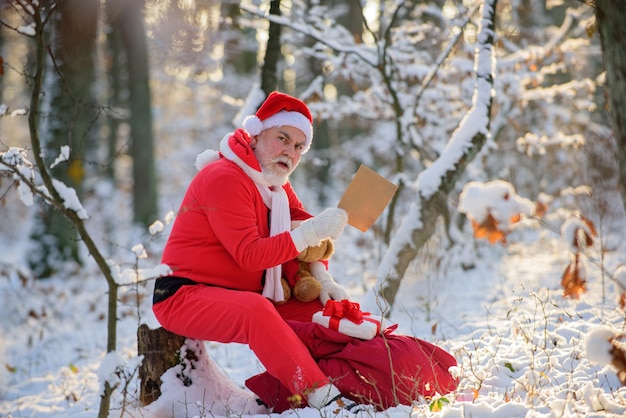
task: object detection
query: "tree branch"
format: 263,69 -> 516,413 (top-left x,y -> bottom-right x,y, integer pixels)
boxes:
373,0 -> 498,312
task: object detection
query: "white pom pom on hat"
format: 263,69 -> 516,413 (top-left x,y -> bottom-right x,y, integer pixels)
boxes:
242,91 -> 313,153
195,149 -> 220,171
242,115 -> 264,137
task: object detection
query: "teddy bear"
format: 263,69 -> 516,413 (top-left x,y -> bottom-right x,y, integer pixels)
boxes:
279,238 -> 334,303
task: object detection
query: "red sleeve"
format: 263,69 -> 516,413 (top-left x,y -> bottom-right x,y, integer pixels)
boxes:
203,168 -> 299,272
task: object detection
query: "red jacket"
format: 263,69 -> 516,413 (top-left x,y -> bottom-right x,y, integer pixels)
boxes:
161,156 -> 311,291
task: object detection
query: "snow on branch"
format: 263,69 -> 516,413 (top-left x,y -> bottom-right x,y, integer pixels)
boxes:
368,0 -> 498,312
415,2 -> 496,198
1,146 -> 90,219
240,4 -> 379,67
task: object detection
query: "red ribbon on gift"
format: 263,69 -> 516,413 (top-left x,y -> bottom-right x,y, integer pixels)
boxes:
362,316 -> 381,334
322,299 -> 365,326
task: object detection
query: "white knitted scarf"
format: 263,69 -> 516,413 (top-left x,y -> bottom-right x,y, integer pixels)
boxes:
199,134 -> 289,302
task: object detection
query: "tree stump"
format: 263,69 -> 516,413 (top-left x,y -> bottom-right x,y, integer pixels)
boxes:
137,324 -> 188,405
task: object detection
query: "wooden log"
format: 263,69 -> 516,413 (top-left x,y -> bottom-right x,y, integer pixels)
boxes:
137,324 -> 188,405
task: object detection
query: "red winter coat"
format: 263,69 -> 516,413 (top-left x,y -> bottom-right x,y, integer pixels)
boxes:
246,321 -> 459,412
161,152 -> 310,291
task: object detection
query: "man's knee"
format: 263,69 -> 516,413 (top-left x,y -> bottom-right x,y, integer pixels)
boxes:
238,292 -> 279,318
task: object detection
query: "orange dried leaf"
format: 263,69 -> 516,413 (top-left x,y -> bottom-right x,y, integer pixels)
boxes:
471,213 -> 506,244
610,336 -> 626,385
561,262 -> 586,299
620,293 -> 626,311
335,397 -> 347,408
534,201 -> 548,218
579,214 -> 597,237
573,214 -> 597,248
68,159 -> 85,184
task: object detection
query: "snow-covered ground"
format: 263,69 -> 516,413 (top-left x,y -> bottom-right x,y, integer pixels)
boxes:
2,162 -> 626,418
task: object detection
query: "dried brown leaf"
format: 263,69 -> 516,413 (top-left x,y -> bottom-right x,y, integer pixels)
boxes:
561,261 -> 586,299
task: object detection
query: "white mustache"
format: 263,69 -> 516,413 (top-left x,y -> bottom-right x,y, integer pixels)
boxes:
272,156 -> 292,171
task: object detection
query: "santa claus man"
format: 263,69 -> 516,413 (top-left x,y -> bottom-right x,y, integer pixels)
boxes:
153,91 -> 349,409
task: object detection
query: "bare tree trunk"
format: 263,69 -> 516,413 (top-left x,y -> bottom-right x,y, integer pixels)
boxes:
137,324 -> 188,405
376,0 -> 498,310
594,1 -> 626,220
108,0 -> 158,226
29,0 -> 98,278
307,0 -> 366,204
260,0 -> 282,94
0,20 -> 4,105
221,2 -> 258,75
103,16 -> 124,181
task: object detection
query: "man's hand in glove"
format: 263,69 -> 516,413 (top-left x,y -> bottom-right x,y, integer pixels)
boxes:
309,261 -> 348,305
290,208 -> 348,251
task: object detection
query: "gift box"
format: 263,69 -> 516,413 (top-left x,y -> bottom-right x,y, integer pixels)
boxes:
312,299 -> 387,340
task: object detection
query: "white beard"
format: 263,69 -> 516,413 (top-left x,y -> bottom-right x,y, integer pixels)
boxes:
258,156 -> 295,186
262,170 -> 289,186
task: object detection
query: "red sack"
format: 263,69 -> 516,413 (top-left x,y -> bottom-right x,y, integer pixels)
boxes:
245,320 -> 458,412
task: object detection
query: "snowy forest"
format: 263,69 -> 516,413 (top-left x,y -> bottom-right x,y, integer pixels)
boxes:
2,0 -> 626,417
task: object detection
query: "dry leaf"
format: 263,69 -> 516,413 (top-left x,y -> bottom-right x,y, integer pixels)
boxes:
609,335 -> 626,385
572,214 -> 597,249
561,259 -> 586,299
68,159 -> 85,184
471,213 -> 506,244
470,208 -> 524,245
534,201 -> 548,218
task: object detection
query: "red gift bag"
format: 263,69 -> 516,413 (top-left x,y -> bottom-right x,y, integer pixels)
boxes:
246,320 -> 459,412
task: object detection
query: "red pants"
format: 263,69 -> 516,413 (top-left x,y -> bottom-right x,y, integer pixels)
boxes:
152,285 -> 327,396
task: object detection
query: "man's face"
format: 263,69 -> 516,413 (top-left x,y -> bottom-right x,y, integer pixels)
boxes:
252,125 -> 306,185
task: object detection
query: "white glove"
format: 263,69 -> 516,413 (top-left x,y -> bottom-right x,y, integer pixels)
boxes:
290,208 -> 348,252
310,261 -> 348,305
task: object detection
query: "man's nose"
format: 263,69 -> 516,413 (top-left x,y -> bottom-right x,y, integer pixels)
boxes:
283,144 -> 294,157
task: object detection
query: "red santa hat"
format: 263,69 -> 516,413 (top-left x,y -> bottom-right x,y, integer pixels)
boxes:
242,91 -> 313,153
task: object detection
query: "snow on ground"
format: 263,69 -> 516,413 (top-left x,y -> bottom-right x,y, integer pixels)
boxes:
1,196 -> 626,418
1,107 -> 626,417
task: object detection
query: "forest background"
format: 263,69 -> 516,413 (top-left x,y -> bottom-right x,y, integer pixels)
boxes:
2,0 -> 626,417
